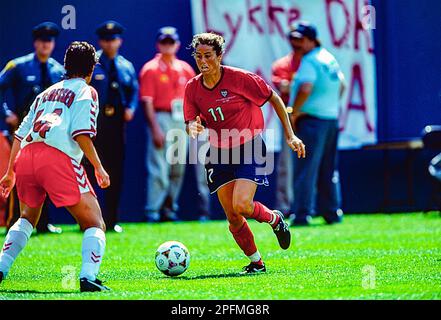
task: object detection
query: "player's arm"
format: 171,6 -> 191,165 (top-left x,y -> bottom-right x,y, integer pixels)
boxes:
269,89 -> 305,159
0,137 -> 21,198
74,134 -> 110,189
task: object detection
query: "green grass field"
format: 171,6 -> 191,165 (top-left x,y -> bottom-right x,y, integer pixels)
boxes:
0,212 -> 440,300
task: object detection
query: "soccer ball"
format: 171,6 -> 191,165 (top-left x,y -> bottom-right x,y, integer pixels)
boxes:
155,241 -> 190,277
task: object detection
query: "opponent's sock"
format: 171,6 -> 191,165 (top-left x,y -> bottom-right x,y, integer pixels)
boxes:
229,220 -> 260,259
80,227 -> 106,281
252,201 -> 280,228
0,218 -> 34,278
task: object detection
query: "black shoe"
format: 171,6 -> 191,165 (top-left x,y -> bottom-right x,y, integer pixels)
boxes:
240,262 -> 266,275
80,278 -> 111,292
0,271 -> 3,284
272,210 -> 291,250
323,210 -> 343,225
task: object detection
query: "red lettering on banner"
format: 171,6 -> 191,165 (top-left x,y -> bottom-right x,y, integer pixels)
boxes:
267,0 -> 285,36
340,64 -> 373,133
326,0 -> 351,48
354,0 -> 374,53
224,13 -> 243,54
247,0 -> 264,34
287,7 -> 301,26
203,0 -> 302,57
202,0 -> 225,36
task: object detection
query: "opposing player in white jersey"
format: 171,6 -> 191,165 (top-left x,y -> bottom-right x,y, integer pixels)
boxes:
0,41 -> 111,292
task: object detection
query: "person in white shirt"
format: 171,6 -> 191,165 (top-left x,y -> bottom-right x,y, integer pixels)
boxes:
288,22 -> 346,226
0,41 -> 111,292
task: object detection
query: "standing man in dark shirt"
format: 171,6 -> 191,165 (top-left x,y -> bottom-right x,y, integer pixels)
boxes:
88,21 -> 139,233
0,22 -> 64,234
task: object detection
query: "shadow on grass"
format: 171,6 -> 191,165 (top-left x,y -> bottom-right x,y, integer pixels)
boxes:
175,272 -> 265,280
0,289 -> 77,295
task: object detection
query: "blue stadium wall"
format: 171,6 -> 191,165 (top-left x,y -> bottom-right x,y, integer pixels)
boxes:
1,0 -> 440,223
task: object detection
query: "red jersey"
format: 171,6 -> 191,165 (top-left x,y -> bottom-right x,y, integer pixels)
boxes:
139,54 -> 195,112
184,66 -> 273,148
271,52 -> 301,104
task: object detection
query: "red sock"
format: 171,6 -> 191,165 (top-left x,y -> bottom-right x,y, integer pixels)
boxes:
252,202 -> 280,227
229,220 -> 258,257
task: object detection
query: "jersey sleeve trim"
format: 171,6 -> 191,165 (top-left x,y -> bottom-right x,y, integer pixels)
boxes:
72,129 -> 97,139
259,91 -> 273,107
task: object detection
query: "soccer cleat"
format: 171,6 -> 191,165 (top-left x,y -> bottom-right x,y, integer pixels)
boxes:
80,278 -> 111,292
240,262 -> 266,275
272,210 -> 291,250
0,271 -> 3,284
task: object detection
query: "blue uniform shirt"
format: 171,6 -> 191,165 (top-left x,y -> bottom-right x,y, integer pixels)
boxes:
0,53 -> 65,121
91,50 -> 139,113
289,47 -> 344,120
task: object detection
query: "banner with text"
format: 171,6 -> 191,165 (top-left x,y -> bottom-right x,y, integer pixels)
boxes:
191,0 -> 377,150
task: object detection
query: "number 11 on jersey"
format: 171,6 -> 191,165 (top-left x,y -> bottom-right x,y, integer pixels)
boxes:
208,106 -> 224,122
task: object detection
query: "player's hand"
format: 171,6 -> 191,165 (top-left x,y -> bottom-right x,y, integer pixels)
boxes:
287,135 -> 306,159
95,166 -> 110,189
0,171 -> 16,199
124,108 -> 134,122
188,116 -> 205,139
152,128 -> 165,149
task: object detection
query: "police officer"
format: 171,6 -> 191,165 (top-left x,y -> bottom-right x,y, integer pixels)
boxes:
87,21 -> 139,233
0,22 -> 64,234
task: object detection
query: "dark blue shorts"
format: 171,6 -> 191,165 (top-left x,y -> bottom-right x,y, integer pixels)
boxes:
204,135 -> 269,194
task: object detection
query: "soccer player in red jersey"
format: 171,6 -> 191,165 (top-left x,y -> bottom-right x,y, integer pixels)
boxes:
0,42 -> 111,292
184,33 -> 306,274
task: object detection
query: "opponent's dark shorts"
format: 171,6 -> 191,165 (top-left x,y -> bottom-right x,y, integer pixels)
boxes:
204,134 -> 269,194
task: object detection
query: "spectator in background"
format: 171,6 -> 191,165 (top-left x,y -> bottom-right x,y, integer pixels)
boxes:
0,22 -> 64,234
288,22 -> 345,226
271,26 -> 302,218
139,27 -> 195,222
87,21 -> 139,233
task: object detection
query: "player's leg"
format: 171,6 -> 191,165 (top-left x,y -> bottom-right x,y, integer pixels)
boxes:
65,192 -> 109,292
1,143 -> 47,282
0,203 -> 41,283
217,181 -> 265,273
233,179 -> 291,249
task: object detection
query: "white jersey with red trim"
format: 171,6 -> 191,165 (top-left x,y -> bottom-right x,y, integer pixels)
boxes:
15,78 -> 99,163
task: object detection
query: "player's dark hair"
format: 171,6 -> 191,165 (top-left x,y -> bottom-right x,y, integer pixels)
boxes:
64,41 -> 97,79
191,32 -> 225,56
